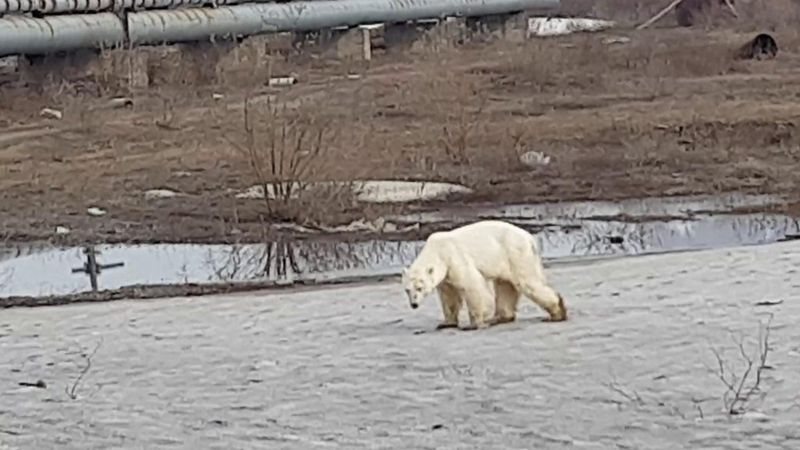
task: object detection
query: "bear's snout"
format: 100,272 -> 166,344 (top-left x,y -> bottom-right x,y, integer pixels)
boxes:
410,303 -> 419,309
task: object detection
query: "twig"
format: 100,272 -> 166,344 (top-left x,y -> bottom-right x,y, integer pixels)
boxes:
636,0 -> 686,30
709,315 -> 773,415
65,339 -> 102,400
722,0 -> 739,17
605,377 -> 645,406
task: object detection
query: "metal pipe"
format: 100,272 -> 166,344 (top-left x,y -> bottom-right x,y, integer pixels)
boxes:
0,0 -> 227,14
0,0 -> 560,56
0,14 -> 126,56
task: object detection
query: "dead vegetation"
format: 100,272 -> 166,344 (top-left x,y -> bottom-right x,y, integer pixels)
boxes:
1,0 -> 800,244
224,95 -> 361,226
709,314 -> 774,415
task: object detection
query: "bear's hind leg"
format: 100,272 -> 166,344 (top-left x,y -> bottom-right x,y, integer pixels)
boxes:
517,276 -> 567,322
436,284 -> 462,330
490,280 -> 520,326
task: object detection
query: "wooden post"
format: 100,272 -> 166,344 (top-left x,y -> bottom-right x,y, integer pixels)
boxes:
361,27 -> 372,61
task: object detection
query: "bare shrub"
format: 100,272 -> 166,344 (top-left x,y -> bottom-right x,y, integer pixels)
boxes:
227,95 -> 359,225
418,62 -> 487,166
709,314 -> 774,415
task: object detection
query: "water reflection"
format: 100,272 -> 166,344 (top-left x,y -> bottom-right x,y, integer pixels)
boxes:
392,193 -> 786,225
203,238 -> 419,283
0,197 -> 798,299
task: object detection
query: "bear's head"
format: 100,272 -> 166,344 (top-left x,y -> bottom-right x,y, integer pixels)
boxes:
401,265 -> 440,310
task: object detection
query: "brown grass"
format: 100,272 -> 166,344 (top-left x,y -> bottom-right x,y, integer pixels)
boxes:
2,4 -> 800,244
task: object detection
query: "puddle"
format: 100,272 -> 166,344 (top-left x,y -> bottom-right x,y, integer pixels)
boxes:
1,194 -> 797,299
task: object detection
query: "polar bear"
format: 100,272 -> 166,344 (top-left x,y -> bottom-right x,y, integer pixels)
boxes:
401,220 -> 567,330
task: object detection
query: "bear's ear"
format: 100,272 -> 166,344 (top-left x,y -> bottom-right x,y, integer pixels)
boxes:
427,266 -> 435,276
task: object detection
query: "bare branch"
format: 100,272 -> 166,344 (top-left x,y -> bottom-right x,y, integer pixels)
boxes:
65,339 -> 103,400
709,315 -> 774,415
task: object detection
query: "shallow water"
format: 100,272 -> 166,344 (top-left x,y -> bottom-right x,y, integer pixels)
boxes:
1,194 -> 797,298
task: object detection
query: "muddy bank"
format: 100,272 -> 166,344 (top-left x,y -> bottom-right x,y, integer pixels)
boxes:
2,194 -> 798,307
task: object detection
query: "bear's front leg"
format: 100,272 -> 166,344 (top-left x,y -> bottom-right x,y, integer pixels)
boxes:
436,284 -> 461,330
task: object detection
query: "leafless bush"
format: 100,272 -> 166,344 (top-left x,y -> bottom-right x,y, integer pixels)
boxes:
227,95 -> 359,225
432,74 -> 486,165
709,314 -> 774,415
409,62 -> 488,167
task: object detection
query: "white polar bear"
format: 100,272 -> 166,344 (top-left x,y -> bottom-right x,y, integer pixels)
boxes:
401,220 -> 567,330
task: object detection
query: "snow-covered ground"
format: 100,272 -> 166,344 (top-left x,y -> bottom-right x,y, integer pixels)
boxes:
2,241 -> 800,449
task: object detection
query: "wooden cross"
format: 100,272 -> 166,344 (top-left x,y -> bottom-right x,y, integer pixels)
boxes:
71,246 -> 124,292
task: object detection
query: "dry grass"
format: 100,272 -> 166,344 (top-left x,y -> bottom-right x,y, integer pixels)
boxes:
2,4 -> 800,243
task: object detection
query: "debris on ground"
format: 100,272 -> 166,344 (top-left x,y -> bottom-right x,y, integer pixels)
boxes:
268,76 -> 298,87
519,151 -> 551,168
144,189 -> 183,200
39,108 -> 62,120
236,181 -> 472,203
603,36 -> 631,45
527,17 -> 616,38
108,97 -> 134,109
737,33 -> 778,60
86,207 -> 107,217
273,217 -> 420,235
755,299 -> 783,307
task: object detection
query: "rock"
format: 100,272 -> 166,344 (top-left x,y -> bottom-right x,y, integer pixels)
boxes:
55,226 -> 70,235
519,151 -> 551,168
144,189 -> 181,200
108,97 -> 134,109
268,77 -> 298,87
86,207 -> 107,217
40,108 -> 62,120
212,93 -> 224,101
603,36 -> 631,45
